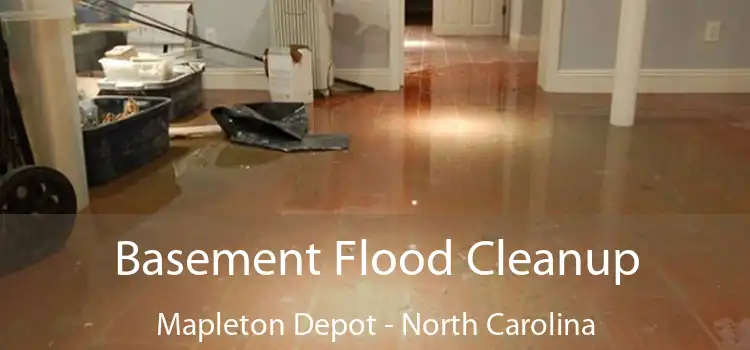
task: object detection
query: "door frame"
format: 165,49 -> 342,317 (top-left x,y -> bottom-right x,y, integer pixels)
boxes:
389,0 -> 405,90
536,0 -> 564,91
388,0 -> 511,91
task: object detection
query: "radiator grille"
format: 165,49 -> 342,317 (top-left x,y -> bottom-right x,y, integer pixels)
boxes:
271,0 -> 332,91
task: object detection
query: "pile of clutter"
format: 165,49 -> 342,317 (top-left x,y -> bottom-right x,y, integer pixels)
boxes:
78,44 -> 205,129
79,97 -> 141,129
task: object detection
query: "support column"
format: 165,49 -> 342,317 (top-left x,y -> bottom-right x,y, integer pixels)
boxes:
610,0 -> 648,127
599,127 -> 632,248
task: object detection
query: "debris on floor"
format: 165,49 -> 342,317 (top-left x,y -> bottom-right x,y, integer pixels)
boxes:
169,124 -> 223,139
729,119 -> 750,131
211,102 -> 349,153
398,305 -> 413,314
641,324 -> 658,334
534,223 -> 561,233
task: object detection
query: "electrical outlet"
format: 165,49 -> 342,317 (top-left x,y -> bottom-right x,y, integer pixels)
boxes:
704,21 -> 721,42
204,28 -> 217,43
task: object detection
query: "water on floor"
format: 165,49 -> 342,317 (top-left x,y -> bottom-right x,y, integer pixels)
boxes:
3,26 -> 750,349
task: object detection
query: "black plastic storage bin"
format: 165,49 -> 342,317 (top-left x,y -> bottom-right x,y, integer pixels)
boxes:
98,68 -> 204,122
82,96 -> 171,186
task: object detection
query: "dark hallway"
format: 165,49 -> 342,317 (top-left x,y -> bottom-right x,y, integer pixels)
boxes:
405,0 -> 433,25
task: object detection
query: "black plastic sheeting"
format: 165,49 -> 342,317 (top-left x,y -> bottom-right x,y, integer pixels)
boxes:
210,102 -> 349,152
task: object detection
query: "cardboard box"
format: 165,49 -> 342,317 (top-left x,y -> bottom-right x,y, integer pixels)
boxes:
263,45 -> 307,76
265,45 -> 314,103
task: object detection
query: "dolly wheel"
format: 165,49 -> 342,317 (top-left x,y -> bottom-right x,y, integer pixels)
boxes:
0,166 -> 77,214
0,166 -> 78,276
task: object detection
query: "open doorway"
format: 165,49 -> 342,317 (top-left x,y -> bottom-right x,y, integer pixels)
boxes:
388,0 -> 512,89
405,0 -> 433,25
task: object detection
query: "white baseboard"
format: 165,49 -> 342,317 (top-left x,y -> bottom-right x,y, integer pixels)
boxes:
203,68 -> 268,90
510,34 -> 540,51
336,68 -> 397,91
542,69 -> 750,93
203,67 -> 397,91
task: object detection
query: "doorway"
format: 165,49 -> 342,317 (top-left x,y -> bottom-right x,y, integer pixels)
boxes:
389,0 -> 511,89
401,0 -> 510,36
405,0 -> 433,25
431,0 -> 508,36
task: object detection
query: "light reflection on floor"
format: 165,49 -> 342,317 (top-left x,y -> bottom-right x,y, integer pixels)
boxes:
2,25 -> 750,349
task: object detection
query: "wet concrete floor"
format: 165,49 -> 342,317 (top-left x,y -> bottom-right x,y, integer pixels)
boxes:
2,26 -> 750,349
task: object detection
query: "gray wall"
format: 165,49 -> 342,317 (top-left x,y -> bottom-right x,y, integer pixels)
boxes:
520,0 -> 542,36
115,0 -> 389,69
333,0 -> 390,69
559,0 -> 750,70
193,0 -> 270,68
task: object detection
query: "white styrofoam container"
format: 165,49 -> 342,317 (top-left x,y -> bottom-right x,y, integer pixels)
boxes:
99,57 -> 174,82
97,62 -> 205,90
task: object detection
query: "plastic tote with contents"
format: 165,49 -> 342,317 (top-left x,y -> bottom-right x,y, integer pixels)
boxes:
99,56 -> 175,82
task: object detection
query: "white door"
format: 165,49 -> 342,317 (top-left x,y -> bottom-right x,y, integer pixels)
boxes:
433,0 -> 506,36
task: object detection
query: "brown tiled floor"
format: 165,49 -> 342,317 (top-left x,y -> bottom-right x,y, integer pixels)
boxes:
3,25 -> 750,349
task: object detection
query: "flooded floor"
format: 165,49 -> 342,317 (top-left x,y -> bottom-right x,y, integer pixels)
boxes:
3,26 -> 750,349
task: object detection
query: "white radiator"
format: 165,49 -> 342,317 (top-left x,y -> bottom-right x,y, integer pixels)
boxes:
270,0 -> 334,94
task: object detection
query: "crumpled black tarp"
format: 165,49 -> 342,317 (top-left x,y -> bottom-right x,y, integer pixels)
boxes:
210,102 -> 349,152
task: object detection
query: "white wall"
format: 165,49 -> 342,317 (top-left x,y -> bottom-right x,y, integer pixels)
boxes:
333,0 -> 390,69
112,0 -> 394,89
538,0 -> 750,93
560,0 -> 750,70
510,0 -> 543,49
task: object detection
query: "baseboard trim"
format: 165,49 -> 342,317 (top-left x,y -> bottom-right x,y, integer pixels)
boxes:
543,69 -> 750,93
203,68 -> 268,90
336,68 -> 396,91
510,34 -> 540,51
203,67 -> 397,91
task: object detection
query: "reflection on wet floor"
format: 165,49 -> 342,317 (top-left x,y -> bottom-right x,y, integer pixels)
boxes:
3,26 -> 750,349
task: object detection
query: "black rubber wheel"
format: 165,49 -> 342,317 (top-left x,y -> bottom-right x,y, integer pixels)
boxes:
0,166 -> 78,276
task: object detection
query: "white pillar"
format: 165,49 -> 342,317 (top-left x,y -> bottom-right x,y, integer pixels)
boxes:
610,0 -> 648,127
599,127 -> 632,248
2,1 -> 90,211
